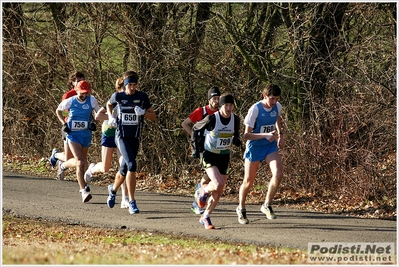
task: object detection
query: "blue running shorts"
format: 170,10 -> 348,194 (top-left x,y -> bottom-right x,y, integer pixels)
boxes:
101,134 -> 117,148
67,133 -> 92,148
244,142 -> 278,162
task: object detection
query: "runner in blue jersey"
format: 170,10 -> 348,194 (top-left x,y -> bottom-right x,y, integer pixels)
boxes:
236,84 -> 285,224
50,71 -> 85,180
106,71 -> 156,214
194,93 -> 242,229
55,80 -> 101,203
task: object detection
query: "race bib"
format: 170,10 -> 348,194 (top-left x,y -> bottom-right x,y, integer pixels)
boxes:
260,124 -> 275,133
71,120 -> 88,130
216,137 -> 232,150
121,112 -> 138,125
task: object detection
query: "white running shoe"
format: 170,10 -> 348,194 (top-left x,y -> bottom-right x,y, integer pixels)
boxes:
80,189 -> 92,203
84,163 -> 95,183
261,204 -> 276,219
56,160 -> 65,180
121,197 -> 130,209
191,201 -> 204,214
236,207 -> 249,224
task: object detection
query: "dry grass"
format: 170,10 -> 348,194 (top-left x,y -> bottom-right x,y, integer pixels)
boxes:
2,214 -> 308,265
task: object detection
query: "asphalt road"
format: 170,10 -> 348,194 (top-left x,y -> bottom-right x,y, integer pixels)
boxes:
2,172 -> 397,250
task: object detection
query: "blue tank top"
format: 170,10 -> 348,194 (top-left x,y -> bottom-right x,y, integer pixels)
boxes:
249,101 -> 278,147
67,95 -> 93,137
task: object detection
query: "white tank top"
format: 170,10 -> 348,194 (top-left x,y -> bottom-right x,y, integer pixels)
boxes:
204,112 -> 235,154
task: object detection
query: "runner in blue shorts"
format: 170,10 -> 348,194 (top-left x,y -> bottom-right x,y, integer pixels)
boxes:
84,77 -> 130,208
236,84 -> 286,224
105,71 -> 156,214
56,80 -> 100,203
194,93 -> 242,229
49,71 -> 85,180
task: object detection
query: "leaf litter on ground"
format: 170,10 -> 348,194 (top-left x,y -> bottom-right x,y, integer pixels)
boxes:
3,214 -> 308,264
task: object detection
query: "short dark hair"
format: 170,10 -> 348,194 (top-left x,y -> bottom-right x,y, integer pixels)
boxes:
262,84 -> 281,96
123,70 -> 139,80
68,71 -> 85,88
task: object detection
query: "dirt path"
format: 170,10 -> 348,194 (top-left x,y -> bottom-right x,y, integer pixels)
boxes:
2,172 -> 396,250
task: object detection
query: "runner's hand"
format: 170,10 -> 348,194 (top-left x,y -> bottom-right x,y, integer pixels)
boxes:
88,122 -> 97,131
134,106 -> 146,116
265,130 -> 276,141
108,115 -> 117,128
62,123 -> 71,133
233,136 -> 242,147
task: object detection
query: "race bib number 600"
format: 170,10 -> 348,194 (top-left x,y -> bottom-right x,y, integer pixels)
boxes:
121,113 -> 138,125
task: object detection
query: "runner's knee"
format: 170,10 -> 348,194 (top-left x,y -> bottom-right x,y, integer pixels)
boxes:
75,160 -> 85,168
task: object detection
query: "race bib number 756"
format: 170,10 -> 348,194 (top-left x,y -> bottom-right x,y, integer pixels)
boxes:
71,120 -> 88,130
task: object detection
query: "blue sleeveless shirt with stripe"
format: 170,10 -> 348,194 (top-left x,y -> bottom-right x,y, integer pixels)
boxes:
67,95 -> 93,138
248,101 -> 278,147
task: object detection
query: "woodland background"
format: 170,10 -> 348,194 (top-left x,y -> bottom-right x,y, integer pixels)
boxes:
2,3 -> 396,211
